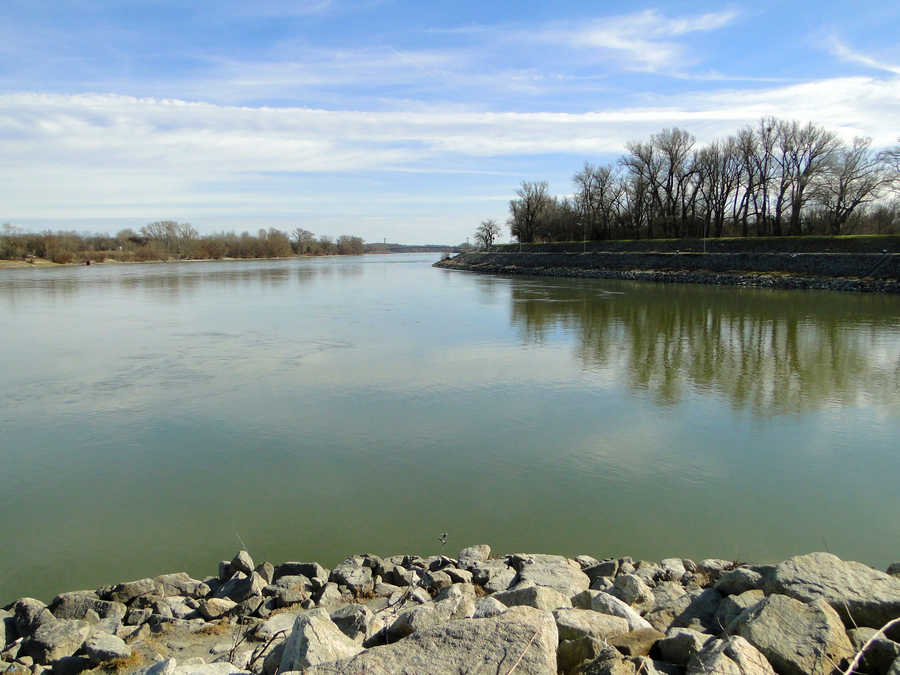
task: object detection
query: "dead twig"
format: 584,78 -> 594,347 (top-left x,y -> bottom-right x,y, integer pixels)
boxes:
504,629 -> 539,675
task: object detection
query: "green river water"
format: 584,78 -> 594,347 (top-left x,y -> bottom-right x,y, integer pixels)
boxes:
1,254 -> 898,603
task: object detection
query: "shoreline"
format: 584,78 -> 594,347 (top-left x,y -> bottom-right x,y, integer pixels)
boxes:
0,252 -> 431,271
3,547 -> 898,674
435,251 -> 900,294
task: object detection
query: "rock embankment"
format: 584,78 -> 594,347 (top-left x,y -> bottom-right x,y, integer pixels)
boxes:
2,549 -> 900,674
434,251 -> 900,293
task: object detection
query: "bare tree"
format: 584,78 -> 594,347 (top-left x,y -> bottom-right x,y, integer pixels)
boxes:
780,121 -> 840,235
573,163 -> 624,240
878,139 -> 900,195
814,137 -> 890,234
508,181 -> 551,243
292,228 -> 316,254
474,219 -> 501,249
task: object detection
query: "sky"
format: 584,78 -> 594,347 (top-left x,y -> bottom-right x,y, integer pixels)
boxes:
1,0 -> 898,244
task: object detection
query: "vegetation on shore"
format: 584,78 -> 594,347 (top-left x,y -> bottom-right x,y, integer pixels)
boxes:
487,118 -> 900,246
0,222 -> 365,265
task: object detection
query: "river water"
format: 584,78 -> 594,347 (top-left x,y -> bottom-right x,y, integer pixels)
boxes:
1,254 -> 898,603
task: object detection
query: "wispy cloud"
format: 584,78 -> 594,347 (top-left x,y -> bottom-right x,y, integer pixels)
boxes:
829,38 -> 900,75
535,9 -> 740,72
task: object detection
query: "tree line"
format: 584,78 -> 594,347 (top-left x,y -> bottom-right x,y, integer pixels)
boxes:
494,119 -> 900,245
0,222 -> 365,263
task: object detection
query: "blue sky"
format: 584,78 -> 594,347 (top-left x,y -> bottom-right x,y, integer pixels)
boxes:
1,0 -> 898,244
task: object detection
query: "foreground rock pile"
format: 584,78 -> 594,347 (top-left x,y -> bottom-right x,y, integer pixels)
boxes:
2,548 -> 899,674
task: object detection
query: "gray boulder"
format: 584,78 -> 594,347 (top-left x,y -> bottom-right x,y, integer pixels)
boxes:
686,635 -> 775,674
558,636 -> 617,675
0,609 -> 11,649
646,588 -> 722,633
330,605 -> 375,642
576,591 -> 652,631
302,605 -> 558,674
12,598 -> 54,636
732,594 -> 854,675
473,597 -> 506,619
198,598 -> 237,621
83,632 -> 131,663
767,552 -> 900,628
888,562 -> 900,578
890,656 -> 900,675
584,560 -> 619,582
660,559 -> 687,582
329,558 -> 374,597
469,559 -> 516,593
49,592 -> 126,623
552,609 -> 629,642
655,627 -> 709,665
254,612 -> 297,642
155,573 -> 210,599
457,545 -> 491,569
274,562 -> 329,581
611,574 -> 654,607
102,578 -> 161,604
444,567 -> 473,585
510,554 -> 591,597
492,582 -> 572,611
230,551 -> 255,576
575,555 -> 601,569
22,619 -> 90,664
279,608 -> 363,671
715,567 -> 764,596
214,572 -> 265,603
715,589 -> 765,632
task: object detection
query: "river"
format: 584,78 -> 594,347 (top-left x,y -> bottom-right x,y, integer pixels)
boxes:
1,254 -> 898,603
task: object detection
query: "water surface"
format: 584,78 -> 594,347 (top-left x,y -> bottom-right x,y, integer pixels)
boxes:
1,254 -> 898,603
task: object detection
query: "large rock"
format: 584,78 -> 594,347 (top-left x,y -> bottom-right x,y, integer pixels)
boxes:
655,627 -> 709,665
553,609 -> 629,642
49,592 -> 126,623
231,550 -> 255,576
732,594 -> 854,675
492,582 -> 572,611
83,632 -> 132,663
198,598 -> 237,621
473,597 -> 506,619
254,612 -> 298,642
330,605 -> 376,642
469,560 -> 517,594
275,562 -> 329,581
715,589 -> 765,631
173,664 -> 251,674
12,598 -> 55,636
214,572 -> 265,603
646,588 -> 722,633
715,567 -> 764,596
686,635 -> 775,675
558,636 -> 618,675
510,554 -> 591,597
302,606 -> 558,674
329,558 -> 375,597
576,591 -> 652,631
0,609 -> 11,648
611,575 -> 654,607
22,619 -> 90,664
101,578 -> 161,604
767,552 -> 900,628
155,573 -> 210,599
279,608 -> 364,671
457,545 -> 491,569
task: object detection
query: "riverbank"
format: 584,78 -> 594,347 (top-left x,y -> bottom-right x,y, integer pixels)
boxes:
3,548 -> 898,674
435,250 -> 900,293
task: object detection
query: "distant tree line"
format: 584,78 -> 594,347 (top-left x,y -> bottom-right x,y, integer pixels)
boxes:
0,222 -> 365,263
500,119 -> 900,245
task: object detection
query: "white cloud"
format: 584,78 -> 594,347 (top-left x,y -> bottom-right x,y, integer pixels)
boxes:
1,73 -> 897,234
829,38 -> 900,76
536,9 -> 740,72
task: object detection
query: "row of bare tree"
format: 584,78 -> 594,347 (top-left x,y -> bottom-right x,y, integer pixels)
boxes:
506,118 -> 899,243
0,222 -> 365,262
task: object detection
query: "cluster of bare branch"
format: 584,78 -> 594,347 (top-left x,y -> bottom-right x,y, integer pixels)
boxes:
506,121 -> 899,243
